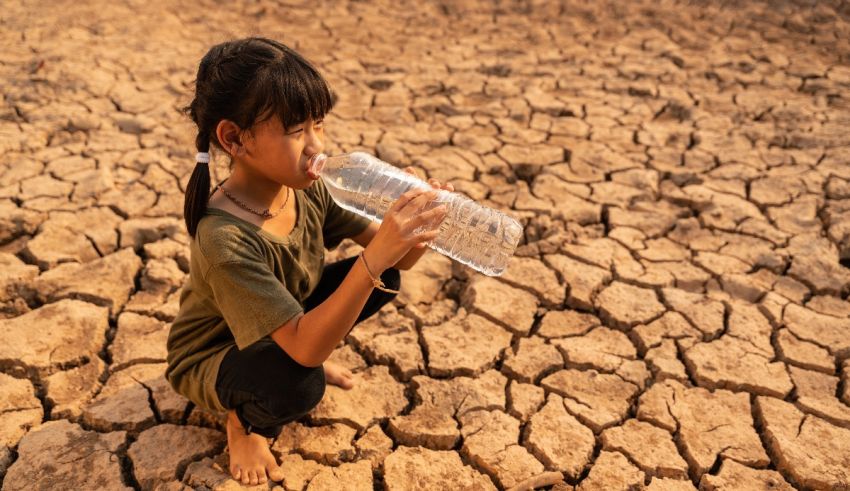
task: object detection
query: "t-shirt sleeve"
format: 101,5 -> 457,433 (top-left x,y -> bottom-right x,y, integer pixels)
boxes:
205,258 -> 303,351
318,179 -> 373,250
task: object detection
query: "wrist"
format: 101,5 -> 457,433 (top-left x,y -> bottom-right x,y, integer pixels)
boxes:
361,246 -> 389,275
359,249 -> 399,294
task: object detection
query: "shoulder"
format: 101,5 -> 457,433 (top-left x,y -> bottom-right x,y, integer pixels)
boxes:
195,212 -> 264,266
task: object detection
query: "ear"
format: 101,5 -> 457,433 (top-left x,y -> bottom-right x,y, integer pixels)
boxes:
215,119 -> 244,156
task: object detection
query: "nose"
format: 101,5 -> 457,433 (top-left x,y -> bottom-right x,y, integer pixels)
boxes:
304,127 -> 324,157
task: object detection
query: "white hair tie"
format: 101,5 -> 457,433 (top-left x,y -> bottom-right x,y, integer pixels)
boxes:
196,152 -> 210,164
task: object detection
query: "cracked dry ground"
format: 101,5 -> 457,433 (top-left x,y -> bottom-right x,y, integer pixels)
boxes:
1,0 -> 850,490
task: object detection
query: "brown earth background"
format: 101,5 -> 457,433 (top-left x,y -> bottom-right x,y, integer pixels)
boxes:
1,0 -> 850,490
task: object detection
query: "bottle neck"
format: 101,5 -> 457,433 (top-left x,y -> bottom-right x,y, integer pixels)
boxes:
306,153 -> 327,179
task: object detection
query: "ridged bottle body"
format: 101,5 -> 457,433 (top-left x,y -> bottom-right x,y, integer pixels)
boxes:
318,152 -> 522,276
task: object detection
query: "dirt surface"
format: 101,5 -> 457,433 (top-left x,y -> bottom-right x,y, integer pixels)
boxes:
1,0 -> 850,489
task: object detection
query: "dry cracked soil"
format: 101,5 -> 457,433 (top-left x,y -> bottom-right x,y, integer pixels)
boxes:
1,0 -> 850,490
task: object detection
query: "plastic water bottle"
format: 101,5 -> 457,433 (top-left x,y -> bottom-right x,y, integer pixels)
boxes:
307,152 -> 523,276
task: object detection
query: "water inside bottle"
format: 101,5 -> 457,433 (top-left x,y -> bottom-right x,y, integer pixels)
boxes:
323,164 -> 425,222
319,153 -> 523,276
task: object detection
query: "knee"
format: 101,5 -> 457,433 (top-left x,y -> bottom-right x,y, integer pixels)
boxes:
263,366 -> 326,420
289,373 -> 326,417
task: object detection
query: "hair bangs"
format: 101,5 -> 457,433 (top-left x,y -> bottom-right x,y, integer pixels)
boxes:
249,55 -> 335,131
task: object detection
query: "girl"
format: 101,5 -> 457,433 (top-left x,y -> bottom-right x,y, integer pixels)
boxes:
165,37 -> 451,486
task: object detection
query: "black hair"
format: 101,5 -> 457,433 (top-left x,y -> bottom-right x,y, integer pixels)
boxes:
182,37 -> 336,237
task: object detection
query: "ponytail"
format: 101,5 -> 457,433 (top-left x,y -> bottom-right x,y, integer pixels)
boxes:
184,130 -> 211,237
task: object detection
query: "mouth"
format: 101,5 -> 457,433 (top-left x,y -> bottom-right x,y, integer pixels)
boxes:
306,153 -> 326,180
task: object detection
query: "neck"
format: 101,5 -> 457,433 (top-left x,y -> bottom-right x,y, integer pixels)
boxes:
226,165 -> 291,210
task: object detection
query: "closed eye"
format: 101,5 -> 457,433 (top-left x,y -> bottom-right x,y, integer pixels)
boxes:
285,120 -> 323,135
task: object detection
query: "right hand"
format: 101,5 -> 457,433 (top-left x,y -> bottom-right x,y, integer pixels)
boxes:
363,187 -> 448,272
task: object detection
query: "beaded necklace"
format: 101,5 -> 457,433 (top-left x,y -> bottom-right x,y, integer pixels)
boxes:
213,180 -> 290,219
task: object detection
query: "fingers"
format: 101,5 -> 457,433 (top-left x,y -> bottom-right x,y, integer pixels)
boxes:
401,166 -> 451,193
405,205 -> 447,234
389,187 -> 428,214
413,228 -> 441,245
427,177 -> 453,192
421,204 -> 449,225
403,166 -> 422,179
403,167 -> 449,191
398,188 -> 439,215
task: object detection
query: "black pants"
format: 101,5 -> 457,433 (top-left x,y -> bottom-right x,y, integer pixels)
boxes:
214,255 -> 400,438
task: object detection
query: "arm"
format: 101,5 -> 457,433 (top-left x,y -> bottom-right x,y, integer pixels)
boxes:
350,222 -> 426,270
271,188 -> 447,367
270,246 -> 385,366
350,168 -> 453,271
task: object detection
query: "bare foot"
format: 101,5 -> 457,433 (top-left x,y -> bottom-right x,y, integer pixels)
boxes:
225,409 -> 285,485
323,362 -> 355,390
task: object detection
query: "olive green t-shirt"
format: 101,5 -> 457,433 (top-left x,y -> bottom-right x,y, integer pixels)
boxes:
165,178 -> 372,413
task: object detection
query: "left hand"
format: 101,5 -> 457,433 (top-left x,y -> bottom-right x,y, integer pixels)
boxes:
403,166 -> 454,248
403,166 -> 455,193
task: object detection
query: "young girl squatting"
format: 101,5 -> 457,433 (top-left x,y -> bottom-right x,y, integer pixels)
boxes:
165,37 -> 451,486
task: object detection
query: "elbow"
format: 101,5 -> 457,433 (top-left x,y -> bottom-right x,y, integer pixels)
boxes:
270,317 -> 325,368
294,355 -> 324,368
279,343 -> 324,368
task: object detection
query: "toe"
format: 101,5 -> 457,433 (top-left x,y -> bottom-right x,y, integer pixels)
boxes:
268,465 -> 285,482
231,466 -> 241,481
241,470 -> 252,485
249,470 -> 259,485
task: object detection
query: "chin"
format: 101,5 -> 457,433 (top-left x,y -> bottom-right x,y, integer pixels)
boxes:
294,177 -> 318,190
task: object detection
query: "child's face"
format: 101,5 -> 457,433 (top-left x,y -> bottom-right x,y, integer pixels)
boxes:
240,114 -> 325,189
